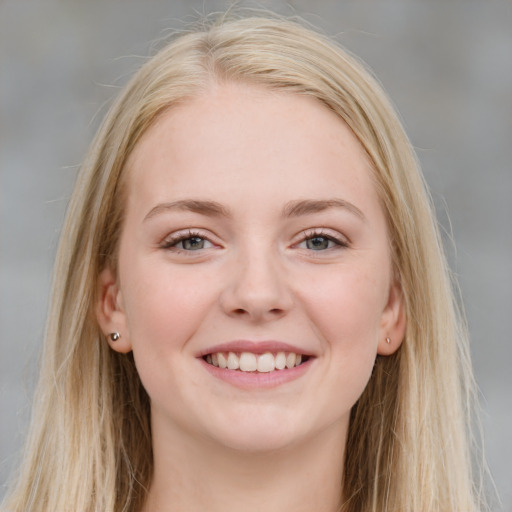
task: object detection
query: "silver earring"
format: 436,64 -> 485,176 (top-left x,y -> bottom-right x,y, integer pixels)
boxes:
110,332 -> 120,342
385,337 -> 391,344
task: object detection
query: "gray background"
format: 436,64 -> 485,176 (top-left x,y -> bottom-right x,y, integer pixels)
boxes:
1,0 -> 511,508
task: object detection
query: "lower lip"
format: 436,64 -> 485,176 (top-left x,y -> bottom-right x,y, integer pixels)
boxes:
199,357 -> 314,389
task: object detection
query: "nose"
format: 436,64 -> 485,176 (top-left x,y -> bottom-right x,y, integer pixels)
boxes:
219,249 -> 293,323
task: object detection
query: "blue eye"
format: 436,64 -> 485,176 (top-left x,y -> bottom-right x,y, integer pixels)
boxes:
162,231 -> 214,251
297,231 -> 347,251
305,236 -> 335,250
174,236 -> 214,251
179,236 -> 210,250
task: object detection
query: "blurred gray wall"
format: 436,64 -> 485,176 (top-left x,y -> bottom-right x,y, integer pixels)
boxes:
1,0 -> 511,508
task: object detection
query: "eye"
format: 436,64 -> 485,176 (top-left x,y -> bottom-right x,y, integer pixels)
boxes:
161,231 -> 215,251
304,236 -> 335,250
296,230 -> 347,251
178,236 -> 212,251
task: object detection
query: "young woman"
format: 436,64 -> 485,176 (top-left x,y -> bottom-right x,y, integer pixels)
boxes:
2,13 -> 485,512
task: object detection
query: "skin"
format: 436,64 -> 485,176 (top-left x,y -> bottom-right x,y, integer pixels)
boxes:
97,82 -> 405,512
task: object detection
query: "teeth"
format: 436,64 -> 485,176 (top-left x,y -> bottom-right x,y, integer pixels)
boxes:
257,352 -> 275,373
227,352 -> 239,370
239,352 -> 257,371
286,352 -> 296,369
206,351 -> 306,373
275,352 -> 286,370
218,352 -> 227,369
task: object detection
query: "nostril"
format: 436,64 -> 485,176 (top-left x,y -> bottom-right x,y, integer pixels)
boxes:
231,307 -> 284,319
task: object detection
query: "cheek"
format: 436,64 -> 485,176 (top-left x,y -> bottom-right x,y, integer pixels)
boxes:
303,266 -> 385,338
298,265 -> 386,380
119,260 -> 217,414
120,257 -> 217,355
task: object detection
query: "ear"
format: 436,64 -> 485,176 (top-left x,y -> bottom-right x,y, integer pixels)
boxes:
377,276 -> 406,356
96,267 -> 133,354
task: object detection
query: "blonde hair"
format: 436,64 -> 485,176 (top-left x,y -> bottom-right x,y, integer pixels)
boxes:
3,13 -> 483,512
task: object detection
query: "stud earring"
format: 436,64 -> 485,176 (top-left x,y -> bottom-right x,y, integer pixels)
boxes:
109,332 -> 120,342
385,337 -> 391,344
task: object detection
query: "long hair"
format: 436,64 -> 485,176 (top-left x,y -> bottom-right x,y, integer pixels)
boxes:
3,13 -> 482,512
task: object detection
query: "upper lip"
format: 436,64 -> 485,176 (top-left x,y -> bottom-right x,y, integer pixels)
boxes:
197,340 -> 314,357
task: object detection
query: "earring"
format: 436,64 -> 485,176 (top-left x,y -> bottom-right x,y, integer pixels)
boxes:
385,337 -> 391,344
109,332 -> 120,342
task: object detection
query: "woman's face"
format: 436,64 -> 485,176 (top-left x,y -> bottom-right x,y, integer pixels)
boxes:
98,83 -> 405,453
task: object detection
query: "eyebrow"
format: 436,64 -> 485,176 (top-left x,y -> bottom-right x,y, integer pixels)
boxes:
143,197 -> 365,222
283,198 -> 365,220
144,200 -> 231,221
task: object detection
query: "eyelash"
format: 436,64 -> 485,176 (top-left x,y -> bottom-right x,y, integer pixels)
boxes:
160,230 -> 215,252
297,229 -> 349,251
160,228 -> 348,253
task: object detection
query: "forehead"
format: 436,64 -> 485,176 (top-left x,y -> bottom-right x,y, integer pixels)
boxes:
123,82 -> 381,219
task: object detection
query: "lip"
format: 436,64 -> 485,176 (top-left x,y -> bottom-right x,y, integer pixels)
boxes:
199,356 -> 314,390
197,340 -> 314,358
197,340 -> 316,390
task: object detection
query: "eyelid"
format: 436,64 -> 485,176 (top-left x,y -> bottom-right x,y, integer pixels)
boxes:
159,227 -> 349,252
160,229 -> 219,250
297,228 -> 349,246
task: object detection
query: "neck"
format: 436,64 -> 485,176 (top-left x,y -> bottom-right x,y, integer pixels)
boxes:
142,420 -> 347,512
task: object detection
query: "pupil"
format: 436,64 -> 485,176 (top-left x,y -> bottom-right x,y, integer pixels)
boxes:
307,237 -> 329,250
183,237 -> 204,250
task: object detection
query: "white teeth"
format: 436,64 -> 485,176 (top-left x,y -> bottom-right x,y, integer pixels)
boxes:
239,352 -> 257,371
227,352 -> 239,370
275,352 -> 286,370
206,351 -> 306,372
286,352 -> 296,369
257,352 -> 275,373
218,352 -> 227,369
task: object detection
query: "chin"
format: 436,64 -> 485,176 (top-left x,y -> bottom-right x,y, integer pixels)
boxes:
202,408 -> 313,455
216,430 -> 300,455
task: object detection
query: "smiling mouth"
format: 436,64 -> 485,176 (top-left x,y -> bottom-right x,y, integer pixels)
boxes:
203,351 -> 310,373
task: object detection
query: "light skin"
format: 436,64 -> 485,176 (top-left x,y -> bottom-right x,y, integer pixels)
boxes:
97,82 -> 405,512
